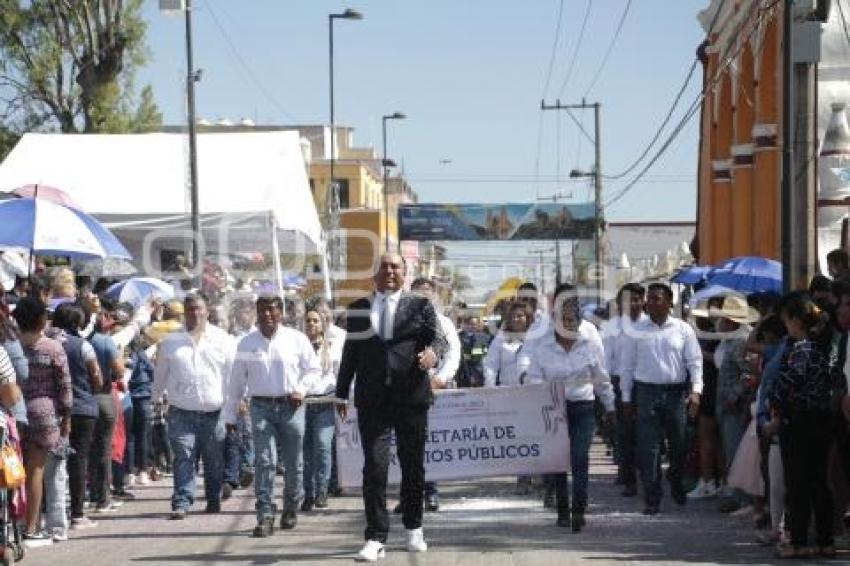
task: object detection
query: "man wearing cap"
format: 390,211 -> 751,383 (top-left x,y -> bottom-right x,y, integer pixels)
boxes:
152,293 -> 235,520
620,282 -> 703,516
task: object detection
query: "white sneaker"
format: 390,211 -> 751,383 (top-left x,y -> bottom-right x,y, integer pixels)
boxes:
126,474 -> 136,487
52,528 -> 69,542
686,479 -> 718,500
355,540 -> 385,562
406,528 -> 428,553
137,471 -> 151,485
70,517 -> 98,530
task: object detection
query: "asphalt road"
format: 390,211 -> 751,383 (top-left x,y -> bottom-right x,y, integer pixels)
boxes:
18,444 -> 848,565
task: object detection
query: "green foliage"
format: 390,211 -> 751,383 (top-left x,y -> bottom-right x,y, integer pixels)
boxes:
0,0 -> 161,136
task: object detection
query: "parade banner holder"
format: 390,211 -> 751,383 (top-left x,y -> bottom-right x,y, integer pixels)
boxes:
335,383 -> 570,488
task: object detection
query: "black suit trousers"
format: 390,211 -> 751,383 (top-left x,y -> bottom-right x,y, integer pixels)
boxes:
358,408 -> 428,542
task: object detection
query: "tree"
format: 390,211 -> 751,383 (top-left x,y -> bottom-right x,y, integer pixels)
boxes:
0,0 -> 161,136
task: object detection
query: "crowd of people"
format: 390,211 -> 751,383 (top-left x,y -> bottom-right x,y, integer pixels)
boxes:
1,248 -> 850,561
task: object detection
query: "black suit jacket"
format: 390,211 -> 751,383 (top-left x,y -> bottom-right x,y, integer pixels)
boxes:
336,292 -> 445,413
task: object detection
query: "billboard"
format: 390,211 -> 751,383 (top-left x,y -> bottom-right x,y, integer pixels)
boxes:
398,202 -> 597,241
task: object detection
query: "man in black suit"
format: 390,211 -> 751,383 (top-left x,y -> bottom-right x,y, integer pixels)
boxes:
336,253 -> 443,562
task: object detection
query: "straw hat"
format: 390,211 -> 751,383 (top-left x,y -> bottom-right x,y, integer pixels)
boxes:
689,300 -> 711,319
709,295 -> 760,324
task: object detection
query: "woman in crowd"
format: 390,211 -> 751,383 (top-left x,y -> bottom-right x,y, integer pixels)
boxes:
483,300 -> 532,387
301,306 -> 343,511
0,297 -> 29,427
49,304 -> 103,531
520,284 -> 614,532
128,333 -> 156,485
769,291 -> 842,558
14,297 -> 73,545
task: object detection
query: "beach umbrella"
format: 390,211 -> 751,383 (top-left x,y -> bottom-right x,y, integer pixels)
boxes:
74,257 -> 138,277
0,198 -> 130,260
12,184 -> 81,209
105,277 -> 174,308
707,256 -> 782,294
671,265 -> 712,285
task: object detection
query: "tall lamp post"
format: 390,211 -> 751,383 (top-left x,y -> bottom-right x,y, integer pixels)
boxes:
328,8 -> 362,305
382,111 -> 406,252
571,161 -> 603,301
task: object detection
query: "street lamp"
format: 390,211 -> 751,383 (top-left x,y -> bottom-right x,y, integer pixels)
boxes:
382,111 -> 406,252
328,8 -> 362,306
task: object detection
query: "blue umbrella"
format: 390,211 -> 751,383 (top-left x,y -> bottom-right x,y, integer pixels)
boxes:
671,265 -> 712,285
707,256 -> 782,294
0,198 -> 130,259
105,277 -> 174,308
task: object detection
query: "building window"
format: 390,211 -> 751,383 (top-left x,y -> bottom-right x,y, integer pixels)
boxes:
334,179 -> 350,209
309,178 -> 315,195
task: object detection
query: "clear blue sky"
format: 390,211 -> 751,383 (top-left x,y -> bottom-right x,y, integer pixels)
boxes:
139,0 -> 709,223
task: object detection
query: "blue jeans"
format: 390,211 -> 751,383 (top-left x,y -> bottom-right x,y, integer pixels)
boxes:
167,407 -> 224,511
303,403 -> 335,500
635,382 -> 688,506
553,400 -> 597,512
132,398 -> 153,472
251,398 -> 305,519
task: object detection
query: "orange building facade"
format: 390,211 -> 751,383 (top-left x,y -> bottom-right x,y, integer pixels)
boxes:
697,0 -> 783,266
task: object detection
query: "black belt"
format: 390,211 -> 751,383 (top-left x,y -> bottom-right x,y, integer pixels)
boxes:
634,381 -> 688,391
252,395 -> 294,404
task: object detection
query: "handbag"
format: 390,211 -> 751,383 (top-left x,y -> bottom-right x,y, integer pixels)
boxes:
0,443 -> 25,489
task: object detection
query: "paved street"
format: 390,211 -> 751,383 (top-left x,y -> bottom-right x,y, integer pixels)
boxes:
20,443 -> 843,566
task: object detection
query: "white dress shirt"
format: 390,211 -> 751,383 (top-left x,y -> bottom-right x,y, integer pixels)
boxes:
601,313 -> 649,377
152,323 -> 236,413
619,315 -> 704,403
520,327 -> 615,411
483,333 -> 527,387
432,313 -> 461,386
370,290 -> 402,339
307,328 -> 345,396
223,326 -> 322,423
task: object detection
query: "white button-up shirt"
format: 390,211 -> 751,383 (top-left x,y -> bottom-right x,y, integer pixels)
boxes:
601,313 -> 649,377
519,326 -> 615,411
223,326 -> 322,423
152,324 -> 236,413
483,333 -> 527,387
307,328 -> 346,396
370,290 -> 402,339
433,313 -> 461,386
620,315 -> 703,403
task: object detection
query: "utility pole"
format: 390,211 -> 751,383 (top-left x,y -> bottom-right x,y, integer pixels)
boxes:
184,0 -> 200,270
536,192 -> 571,286
529,247 -> 555,298
541,99 -> 603,298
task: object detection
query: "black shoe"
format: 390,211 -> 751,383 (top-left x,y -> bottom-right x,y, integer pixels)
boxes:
328,485 -> 344,497
222,483 -> 233,501
240,469 -> 255,488
572,511 -> 586,532
252,518 -> 274,538
279,510 -> 297,530
672,489 -> 687,506
643,504 -> 660,516
555,515 -> 571,528
300,498 -> 314,513
621,484 -> 638,497
425,493 -> 439,512
314,494 -> 329,509
169,508 -> 188,520
204,502 -> 221,514
543,490 -> 556,509
393,502 -> 402,514
112,489 -> 136,500
275,465 -> 285,476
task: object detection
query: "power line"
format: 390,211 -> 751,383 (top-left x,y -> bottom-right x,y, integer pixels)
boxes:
838,0 -> 850,51
203,1 -> 299,122
604,0 -> 778,209
555,0 -> 592,98
602,0 -> 727,181
583,0 -> 632,97
540,0 -> 566,98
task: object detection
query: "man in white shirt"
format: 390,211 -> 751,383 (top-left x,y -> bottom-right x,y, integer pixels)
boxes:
152,293 -> 235,520
620,283 -> 703,516
601,283 -> 647,497
224,295 -> 322,537
409,276 -> 461,513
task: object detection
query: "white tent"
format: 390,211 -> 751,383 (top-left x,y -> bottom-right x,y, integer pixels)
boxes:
0,131 -> 326,292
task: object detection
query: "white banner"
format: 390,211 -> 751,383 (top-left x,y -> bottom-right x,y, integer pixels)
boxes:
336,383 -> 570,488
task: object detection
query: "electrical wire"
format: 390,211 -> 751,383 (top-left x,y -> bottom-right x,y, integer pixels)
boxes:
555,0 -> 593,98
603,0 -> 779,209
838,0 -> 850,51
540,0 -> 566,98
583,0 -> 632,97
203,1 -> 299,122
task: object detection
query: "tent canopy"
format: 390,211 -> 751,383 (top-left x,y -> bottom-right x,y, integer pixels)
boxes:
0,132 -> 323,261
